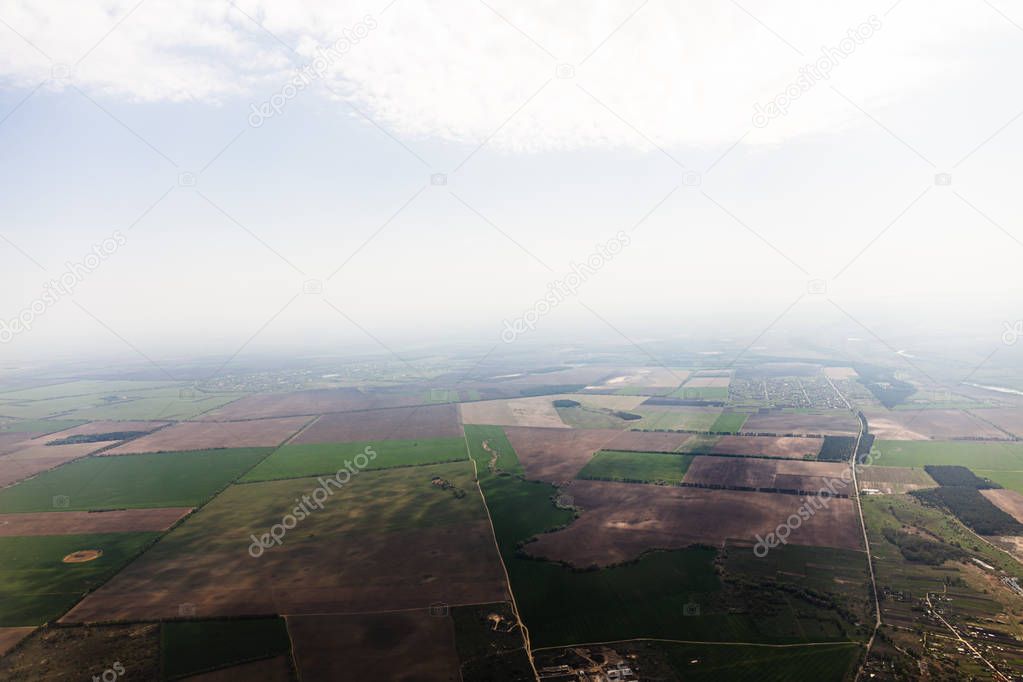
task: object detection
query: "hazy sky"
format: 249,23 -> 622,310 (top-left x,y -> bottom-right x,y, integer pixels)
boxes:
1,0 -> 1021,363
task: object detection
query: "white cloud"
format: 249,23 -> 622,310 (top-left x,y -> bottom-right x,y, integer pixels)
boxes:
0,0 -> 1018,148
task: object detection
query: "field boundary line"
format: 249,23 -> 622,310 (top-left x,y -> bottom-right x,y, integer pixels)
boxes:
462,427 -> 540,682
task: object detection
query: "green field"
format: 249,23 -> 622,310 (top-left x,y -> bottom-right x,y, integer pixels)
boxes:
0,419 -> 87,434
463,425 -> 860,647
161,618 -> 291,679
978,470 -> 1023,494
668,385 -> 729,401
0,382 -> 240,421
0,380 -> 181,401
555,405 -> 637,429
632,409 -> 723,431
872,440 -> 1023,470
710,412 -> 749,433
653,641 -> 861,681
0,448 -> 271,512
241,437 -> 466,482
577,450 -> 693,484
0,532 -> 159,625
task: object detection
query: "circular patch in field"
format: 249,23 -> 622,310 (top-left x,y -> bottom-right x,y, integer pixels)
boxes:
62,549 -> 103,563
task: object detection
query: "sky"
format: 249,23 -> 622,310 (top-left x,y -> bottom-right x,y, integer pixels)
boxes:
1,0 -> 1022,366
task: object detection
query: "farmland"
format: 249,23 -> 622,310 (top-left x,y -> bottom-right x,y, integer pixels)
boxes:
102,417 -> 309,454
293,403 -> 463,442
0,448 -> 271,512
870,440 -> 1023,470
240,437 -> 467,481
161,618 -> 291,679
576,450 -> 694,483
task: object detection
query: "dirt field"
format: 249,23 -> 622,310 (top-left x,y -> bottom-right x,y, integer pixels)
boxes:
739,411 -> 859,436
971,408 -> 1023,438
0,623 -> 160,679
102,416 -> 310,454
711,435 -> 822,458
525,480 -> 862,567
0,627 -> 33,656
293,404 -> 462,443
0,508 -> 191,536
684,376 -> 731,388
857,466 -> 936,494
504,427 -> 626,482
43,421 -> 170,439
0,441 -> 113,488
62,463 -> 507,622
981,489 -> 1023,524
288,611 -> 460,682
187,655 -> 292,682
199,388 -> 423,420
682,457 -> 849,492
459,397 -> 568,429
863,409 -> 1006,440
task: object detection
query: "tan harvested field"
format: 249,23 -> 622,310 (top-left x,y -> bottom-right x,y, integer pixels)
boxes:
0,627 -> 34,656
739,411 -> 859,436
0,508 -> 191,536
864,409 -> 1005,440
682,457 -> 849,492
585,367 -> 688,391
0,441 -> 113,488
186,655 -> 292,682
102,416 -> 310,454
62,463 -> 507,622
459,397 -> 568,429
44,420 -> 170,438
293,404 -> 462,443
857,466 -> 936,494
711,435 -> 822,458
0,432 -> 35,454
288,611 -> 460,682
526,480 -> 862,567
683,376 -> 731,388
199,388 -> 423,420
981,489 -> 1023,524
971,408 -> 1023,438
504,427 -> 624,482
0,623 -> 160,680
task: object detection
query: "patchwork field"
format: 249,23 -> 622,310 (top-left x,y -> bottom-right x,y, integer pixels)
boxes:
864,408 -> 1006,440
682,457 -> 850,492
577,450 -> 694,483
631,405 -> 723,431
857,465 -> 937,494
459,396 -> 568,428
102,416 -> 309,454
711,435 -> 822,458
241,437 -> 467,481
294,403 -> 462,442
740,411 -> 859,436
288,611 -> 461,682
503,426 -> 623,482
709,411 -> 748,433
526,480 -> 862,567
871,440 -> 1023,470
971,408 -> 1023,438
62,462 -> 507,622
0,532 -> 160,625
0,441 -> 115,488
161,618 -> 292,679
43,420 -> 170,438
0,448 -> 271,512
0,508 -> 191,536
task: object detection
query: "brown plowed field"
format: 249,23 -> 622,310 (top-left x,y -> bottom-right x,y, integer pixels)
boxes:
526,480 -> 861,567
44,421 -> 170,438
0,442 -> 113,488
288,612 -> 460,682
293,404 -> 462,444
0,508 -> 191,536
981,489 -> 1023,524
0,627 -> 34,656
711,435 -> 822,458
102,416 -> 310,454
504,427 -> 624,482
186,655 -> 292,682
739,411 -> 859,436
198,388 -> 423,420
970,408 -> 1023,438
864,409 -> 1005,440
682,457 -> 849,492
